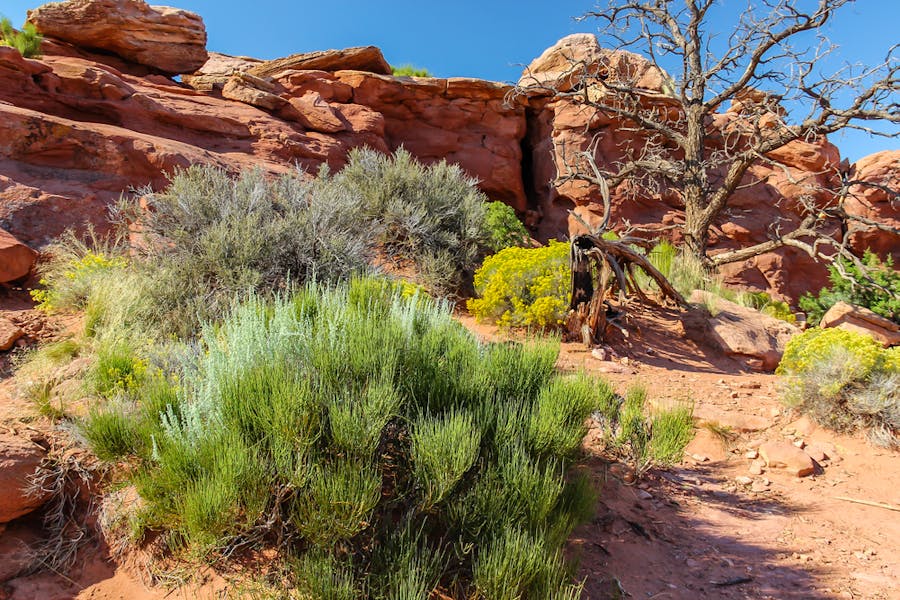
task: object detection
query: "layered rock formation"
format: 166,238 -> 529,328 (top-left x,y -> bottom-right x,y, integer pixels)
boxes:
27,0 -> 208,74
1,1 -> 896,301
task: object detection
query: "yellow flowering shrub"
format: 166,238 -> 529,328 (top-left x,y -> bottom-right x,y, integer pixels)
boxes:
777,327 -> 899,446
777,327 -> 884,381
467,241 -> 571,328
31,251 -> 128,312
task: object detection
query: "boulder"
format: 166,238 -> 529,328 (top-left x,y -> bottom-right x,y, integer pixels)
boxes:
688,290 -> 800,371
221,72 -> 286,111
518,33 -> 668,94
820,301 -> 900,347
0,229 -> 37,282
758,440 -> 816,477
0,318 -> 25,351
845,150 -> 900,264
27,0 -> 208,75
249,46 -> 391,78
182,52 -> 262,91
0,433 -> 48,523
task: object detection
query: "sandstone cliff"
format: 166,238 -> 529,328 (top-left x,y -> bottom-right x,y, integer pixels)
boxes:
1,1 -> 896,299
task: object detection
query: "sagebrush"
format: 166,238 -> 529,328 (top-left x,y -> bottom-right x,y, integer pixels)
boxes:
33,150 -> 503,337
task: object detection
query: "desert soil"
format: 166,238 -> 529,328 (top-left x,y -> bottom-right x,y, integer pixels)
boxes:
0,295 -> 897,600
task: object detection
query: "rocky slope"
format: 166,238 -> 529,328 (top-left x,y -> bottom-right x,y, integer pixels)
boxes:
1,0 -> 897,299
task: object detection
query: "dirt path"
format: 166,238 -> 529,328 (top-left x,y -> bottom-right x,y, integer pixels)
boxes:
546,309 -> 899,600
1,300 -> 897,600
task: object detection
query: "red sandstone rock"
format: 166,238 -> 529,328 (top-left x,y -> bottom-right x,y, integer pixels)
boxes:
221,72 -> 286,111
0,433 -> 49,523
0,229 -> 37,283
287,92 -> 346,133
845,150 -> 900,263
0,318 -> 24,351
820,301 -> 900,347
519,33 -> 668,94
182,52 -> 262,91
335,70 -> 527,210
759,440 -> 816,477
688,290 -> 799,371
27,0 -> 209,75
249,46 -> 391,78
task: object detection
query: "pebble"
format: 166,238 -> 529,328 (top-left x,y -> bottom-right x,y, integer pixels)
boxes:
745,449 -> 759,459
748,459 -> 765,475
793,439 -> 806,448
751,479 -> 770,492
636,489 -> 653,501
735,476 -> 753,485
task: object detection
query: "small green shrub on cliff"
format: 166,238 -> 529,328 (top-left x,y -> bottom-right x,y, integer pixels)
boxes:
777,327 -> 899,447
485,201 -> 530,252
0,17 -> 42,58
82,277 -> 606,597
799,251 -> 900,326
391,64 -> 432,77
468,240 -> 571,328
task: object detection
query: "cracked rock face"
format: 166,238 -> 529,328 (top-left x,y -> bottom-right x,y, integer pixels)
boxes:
27,0 -> 209,75
0,433 -> 49,524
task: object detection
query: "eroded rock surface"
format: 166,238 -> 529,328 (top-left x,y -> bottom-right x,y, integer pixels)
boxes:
27,0 -> 209,75
0,433 -> 48,523
688,291 -> 800,371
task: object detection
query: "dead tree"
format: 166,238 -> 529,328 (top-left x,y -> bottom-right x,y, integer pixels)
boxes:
514,0 -> 899,267
565,153 -> 686,345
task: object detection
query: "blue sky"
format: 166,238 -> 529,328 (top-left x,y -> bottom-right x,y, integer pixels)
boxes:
4,0 -> 897,161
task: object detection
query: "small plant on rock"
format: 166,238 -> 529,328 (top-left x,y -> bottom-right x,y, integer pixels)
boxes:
391,64 -> 432,77
0,17 -> 42,58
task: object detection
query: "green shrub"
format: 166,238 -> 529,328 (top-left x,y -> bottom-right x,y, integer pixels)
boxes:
485,201 -> 530,252
468,240 -> 571,328
799,251 -> 900,326
82,405 -> 139,461
339,147 -> 492,294
391,64 -> 432,77
83,277 -> 610,596
777,327 -> 899,446
88,341 -> 148,397
594,383 -> 695,476
0,17 -> 42,58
